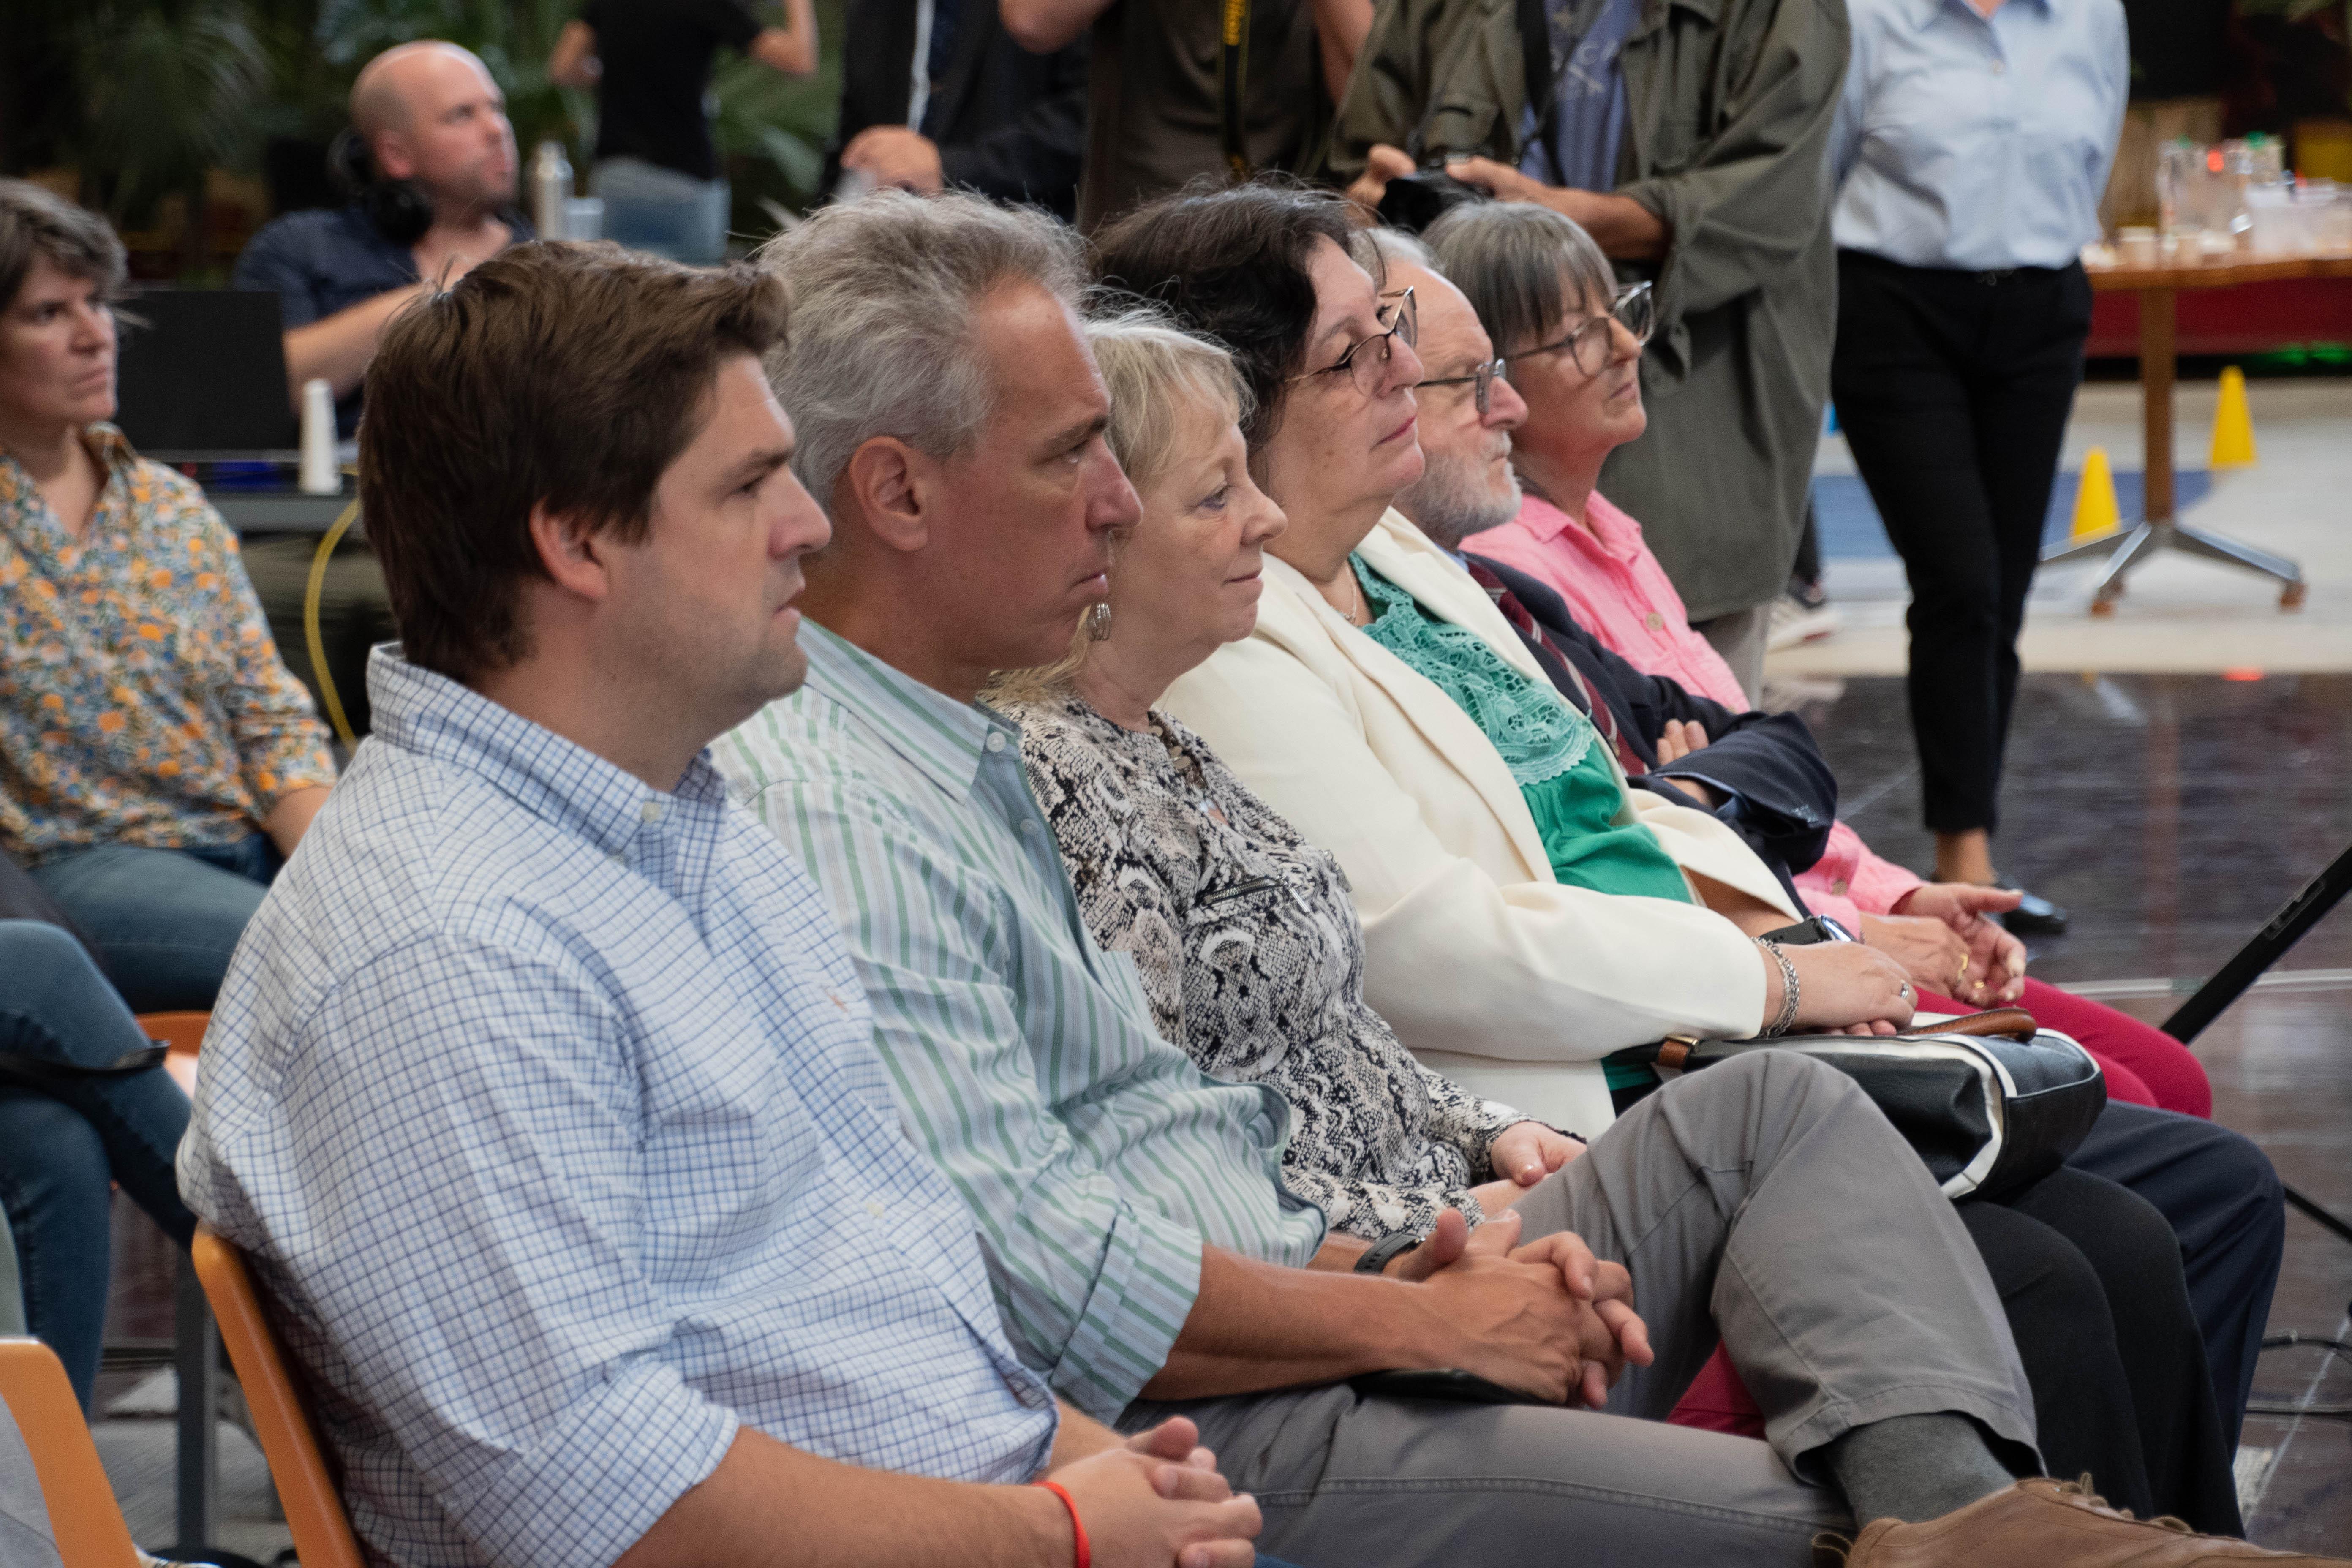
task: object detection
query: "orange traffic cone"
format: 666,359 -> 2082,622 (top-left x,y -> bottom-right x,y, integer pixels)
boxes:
2072,446 -> 2122,540
2210,366 -> 2258,469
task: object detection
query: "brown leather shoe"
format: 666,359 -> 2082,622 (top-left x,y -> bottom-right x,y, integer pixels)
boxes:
1827,1477 -> 2351,1567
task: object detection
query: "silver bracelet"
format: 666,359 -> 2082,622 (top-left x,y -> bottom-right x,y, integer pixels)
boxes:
1758,939 -> 1800,1037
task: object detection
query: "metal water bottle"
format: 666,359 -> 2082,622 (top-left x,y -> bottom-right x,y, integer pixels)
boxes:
298,379 -> 339,495
531,141 -> 574,239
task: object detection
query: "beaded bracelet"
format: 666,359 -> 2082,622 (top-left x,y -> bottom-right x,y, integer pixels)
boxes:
1033,1478 -> 1091,1568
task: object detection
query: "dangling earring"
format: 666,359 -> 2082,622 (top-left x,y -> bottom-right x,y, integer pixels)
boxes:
1087,602 -> 1113,642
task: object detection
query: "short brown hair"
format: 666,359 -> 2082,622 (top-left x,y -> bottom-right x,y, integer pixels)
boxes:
361,241 -> 789,683
0,179 -> 127,316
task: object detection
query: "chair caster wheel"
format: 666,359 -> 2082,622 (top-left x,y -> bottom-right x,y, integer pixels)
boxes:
2090,595 -> 2118,618
2281,581 -> 2307,610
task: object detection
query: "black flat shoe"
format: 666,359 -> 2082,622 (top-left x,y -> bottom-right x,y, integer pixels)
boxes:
1995,879 -> 2069,936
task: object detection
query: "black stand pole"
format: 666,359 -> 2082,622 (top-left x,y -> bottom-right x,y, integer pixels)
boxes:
2160,840 -> 2352,1249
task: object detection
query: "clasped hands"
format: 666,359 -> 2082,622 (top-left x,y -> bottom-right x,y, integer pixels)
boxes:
1388,1198 -> 1655,1410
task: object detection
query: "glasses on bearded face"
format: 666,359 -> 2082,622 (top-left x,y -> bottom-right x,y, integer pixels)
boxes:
1505,281 -> 1654,378
1286,287 -> 1417,400
1414,356 -> 1510,417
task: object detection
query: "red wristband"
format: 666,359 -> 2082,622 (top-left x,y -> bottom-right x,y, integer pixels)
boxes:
1032,1478 -> 1091,1568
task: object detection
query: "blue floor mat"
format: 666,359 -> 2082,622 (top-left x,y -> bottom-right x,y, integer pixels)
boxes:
1812,468 -> 2213,561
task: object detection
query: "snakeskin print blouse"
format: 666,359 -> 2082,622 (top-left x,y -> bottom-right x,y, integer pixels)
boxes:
1006,690 -> 1534,1239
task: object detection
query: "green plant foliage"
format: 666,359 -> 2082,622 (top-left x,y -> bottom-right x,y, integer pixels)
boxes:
710,0 -> 847,240
68,0 -> 272,225
313,0 -> 594,163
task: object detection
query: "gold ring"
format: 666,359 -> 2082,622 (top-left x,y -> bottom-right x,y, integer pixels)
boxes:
1957,954 -> 1970,975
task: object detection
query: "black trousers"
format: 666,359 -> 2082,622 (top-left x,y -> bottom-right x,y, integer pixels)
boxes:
1962,1164 -> 2240,1534
2065,1100 -> 2286,1451
1831,250 -> 2094,834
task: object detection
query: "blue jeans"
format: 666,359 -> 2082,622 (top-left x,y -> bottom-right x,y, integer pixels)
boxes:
0,921 -> 196,1410
29,836 -> 278,1013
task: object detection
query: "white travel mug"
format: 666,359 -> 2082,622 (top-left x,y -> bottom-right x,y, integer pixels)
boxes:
299,378 -> 339,495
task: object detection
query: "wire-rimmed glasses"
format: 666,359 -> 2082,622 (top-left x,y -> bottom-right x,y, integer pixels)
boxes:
1506,281 -> 1654,377
1287,287 -> 1418,398
1415,357 -> 1510,416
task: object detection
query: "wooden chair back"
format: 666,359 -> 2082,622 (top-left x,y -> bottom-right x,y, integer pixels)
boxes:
0,1337 -> 141,1568
190,1228 -> 366,1568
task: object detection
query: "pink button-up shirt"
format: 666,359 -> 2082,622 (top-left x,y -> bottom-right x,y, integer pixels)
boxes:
1467,492 -> 1923,930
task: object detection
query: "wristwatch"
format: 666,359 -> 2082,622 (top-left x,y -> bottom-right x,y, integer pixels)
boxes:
1354,1229 -> 1426,1276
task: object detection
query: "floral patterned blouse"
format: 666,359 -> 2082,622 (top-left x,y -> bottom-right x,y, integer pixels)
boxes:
0,425 -> 335,865
1007,690 -> 1540,1240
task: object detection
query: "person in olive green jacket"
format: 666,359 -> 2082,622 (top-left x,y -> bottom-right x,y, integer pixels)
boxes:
1330,0 -> 1848,700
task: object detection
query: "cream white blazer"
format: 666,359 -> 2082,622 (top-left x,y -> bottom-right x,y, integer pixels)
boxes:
1160,510 -> 1798,1135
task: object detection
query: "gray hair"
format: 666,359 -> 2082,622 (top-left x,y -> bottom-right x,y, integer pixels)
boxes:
1356,225 -> 1435,276
0,179 -> 126,318
1423,201 -> 1616,358
757,189 -> 1087,507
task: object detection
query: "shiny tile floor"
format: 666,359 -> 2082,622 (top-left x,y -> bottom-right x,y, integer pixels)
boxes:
89,672 -> 2352,1557
1798,671 -> 2352,1552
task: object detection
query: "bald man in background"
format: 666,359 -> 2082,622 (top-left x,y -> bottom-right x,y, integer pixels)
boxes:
230,41 -> 530,741
234,41 -> 529,432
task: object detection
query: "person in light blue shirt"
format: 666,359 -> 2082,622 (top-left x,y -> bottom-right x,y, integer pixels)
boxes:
177,238 -> 1266,1568
1827,0 -> 2127,932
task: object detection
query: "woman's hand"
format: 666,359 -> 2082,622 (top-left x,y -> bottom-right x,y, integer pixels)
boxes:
1489,1120 -> 1583,1187
1652,719 -> 1709,766
1763,940 -> 1916,1035
1886,884 -> 2028,1004
263,784 -> 333,860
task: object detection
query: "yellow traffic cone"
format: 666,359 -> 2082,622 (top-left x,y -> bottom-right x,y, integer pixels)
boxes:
2072,445 -> 2121,540
2210,365 -> 2258,469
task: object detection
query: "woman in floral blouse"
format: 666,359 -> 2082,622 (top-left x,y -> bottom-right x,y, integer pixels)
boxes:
0,181 -> 335,1010
993,313 -> 1582,1241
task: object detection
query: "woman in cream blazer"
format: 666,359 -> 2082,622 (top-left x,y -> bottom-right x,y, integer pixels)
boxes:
1163,509 -> 1806,1135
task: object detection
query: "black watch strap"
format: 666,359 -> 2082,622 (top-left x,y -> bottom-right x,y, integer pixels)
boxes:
1354,1229 -> 1425,1276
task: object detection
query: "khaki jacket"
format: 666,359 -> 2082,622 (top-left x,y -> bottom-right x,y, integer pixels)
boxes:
1159,510 -> 1795,1136
1328,0 -> 1850,620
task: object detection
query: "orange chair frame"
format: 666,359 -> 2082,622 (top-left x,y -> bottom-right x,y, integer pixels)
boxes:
190,1228 -> 366,1568
0,1336 -> 141,1568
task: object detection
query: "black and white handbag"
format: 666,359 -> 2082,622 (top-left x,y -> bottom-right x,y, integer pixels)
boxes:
1633,1009 -> 2108,1202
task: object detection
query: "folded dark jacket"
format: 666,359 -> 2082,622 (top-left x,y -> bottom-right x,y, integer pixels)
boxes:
1468,552 -> 1838,886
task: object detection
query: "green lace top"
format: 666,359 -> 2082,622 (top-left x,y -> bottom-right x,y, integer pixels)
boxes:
1355,558 -> 1693,1091
1354,558 -> 1694,907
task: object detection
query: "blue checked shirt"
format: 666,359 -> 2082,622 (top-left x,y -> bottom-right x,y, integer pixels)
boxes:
178,648 -> 1057,1568
715,625 -> 1326,1424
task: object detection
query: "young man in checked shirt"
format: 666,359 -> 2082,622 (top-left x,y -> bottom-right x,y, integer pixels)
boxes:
176,239 -> 1266,1568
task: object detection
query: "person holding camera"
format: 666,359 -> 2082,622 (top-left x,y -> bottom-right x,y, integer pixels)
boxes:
232,41 -> 532,436
1328,0 -> 1848,702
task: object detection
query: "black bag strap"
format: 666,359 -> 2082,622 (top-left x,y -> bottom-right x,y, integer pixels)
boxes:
1219,0 -> 1253,178
1517,0 -> 1563,178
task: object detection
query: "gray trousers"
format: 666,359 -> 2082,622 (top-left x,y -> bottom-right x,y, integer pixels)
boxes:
1125,1052 -> 2039,1566
1696,600 -> 1771,706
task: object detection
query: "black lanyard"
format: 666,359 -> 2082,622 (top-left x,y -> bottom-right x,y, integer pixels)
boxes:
1220,0 -> 1252,177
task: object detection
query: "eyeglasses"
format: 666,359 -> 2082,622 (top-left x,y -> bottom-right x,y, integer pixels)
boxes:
1506,281 -> 1654,378
1415,357 -> 1510,416
1288,287 -> 1417,399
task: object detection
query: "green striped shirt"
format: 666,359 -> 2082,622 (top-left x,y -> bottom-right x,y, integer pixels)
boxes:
715,625 -> 1323,1421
